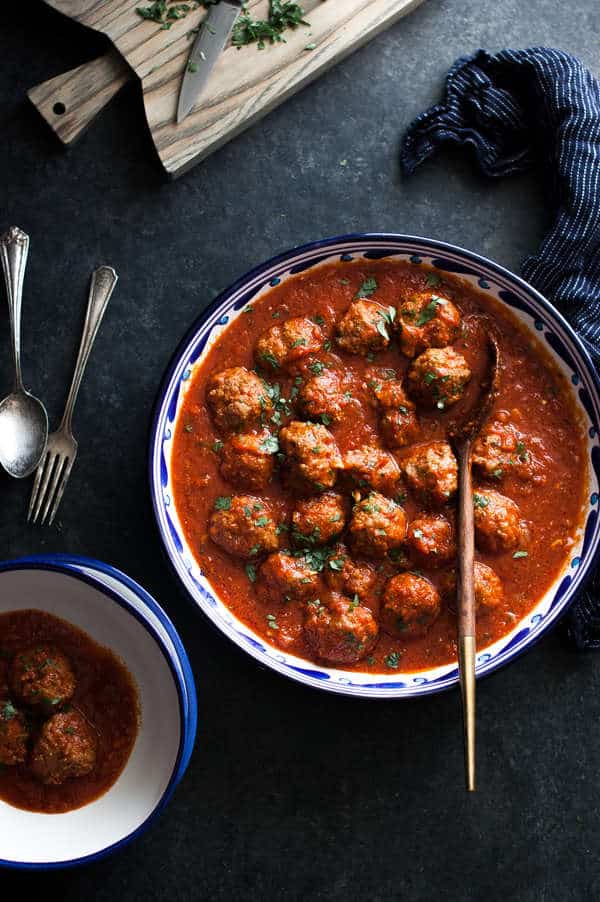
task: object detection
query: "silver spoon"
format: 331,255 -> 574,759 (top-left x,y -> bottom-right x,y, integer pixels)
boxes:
0,227 -> 48,478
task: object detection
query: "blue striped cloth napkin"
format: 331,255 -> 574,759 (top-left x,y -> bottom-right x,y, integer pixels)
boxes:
400,47 -> 600,649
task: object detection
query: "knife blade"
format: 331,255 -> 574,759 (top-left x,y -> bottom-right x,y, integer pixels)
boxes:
177,0 -> 243,124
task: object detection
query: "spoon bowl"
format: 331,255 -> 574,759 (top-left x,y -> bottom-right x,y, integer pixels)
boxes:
0,389 -> 48,478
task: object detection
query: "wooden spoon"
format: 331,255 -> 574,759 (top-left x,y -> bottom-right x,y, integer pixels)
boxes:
450,323 -> 501,791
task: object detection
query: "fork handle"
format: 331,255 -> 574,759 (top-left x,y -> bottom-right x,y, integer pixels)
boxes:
0,227 -> 30,392
60,266 -> 118,433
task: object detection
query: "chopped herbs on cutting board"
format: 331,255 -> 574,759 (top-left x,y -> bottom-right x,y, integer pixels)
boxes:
136,0 -> 313,51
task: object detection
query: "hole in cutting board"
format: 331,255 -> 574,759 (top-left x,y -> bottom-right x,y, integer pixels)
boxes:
53,102 -> 66,116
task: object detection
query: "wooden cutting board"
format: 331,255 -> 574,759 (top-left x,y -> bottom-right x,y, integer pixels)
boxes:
30,0 -> 425,178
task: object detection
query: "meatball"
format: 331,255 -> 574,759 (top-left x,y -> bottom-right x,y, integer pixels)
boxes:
366,368 -> 420,448
335,299 -> 394,356
279,421 -> 342,490
407,347 -> 471,410
30,710 -> 97,786
402,442 -> 458,507
440,561 -> 504,613
349,491 -> 407,558
0,699 -> 29,766
406,515 -> 456,567
396,290 -> 461,358
343,446 -> 402,497
257,552 -> 320,602
382,573 -> 441,638
209,495 -> 280,559
304,592 -> 378,664
219,430 -> 276,490
255,317 -> 322,371
325,545 -> 378,605
472,415 -> 545,484
292,493 -> 346,546
473,489 -> 526,553
206,367 -> 270,433
9,645 -> 76,712
297,369 -> 355,424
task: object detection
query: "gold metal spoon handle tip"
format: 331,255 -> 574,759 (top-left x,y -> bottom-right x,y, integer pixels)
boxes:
459,634 -> 477,792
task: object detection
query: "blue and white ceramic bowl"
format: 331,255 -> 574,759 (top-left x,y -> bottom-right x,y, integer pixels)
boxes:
0,555 -> 197,870
150,234 -> 600,699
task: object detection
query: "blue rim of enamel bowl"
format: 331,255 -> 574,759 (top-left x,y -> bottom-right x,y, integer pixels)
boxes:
149,232 -> 600,698
0,554 -> 198,871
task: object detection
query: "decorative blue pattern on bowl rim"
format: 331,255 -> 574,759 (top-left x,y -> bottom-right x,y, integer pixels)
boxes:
149,234 -> 600,699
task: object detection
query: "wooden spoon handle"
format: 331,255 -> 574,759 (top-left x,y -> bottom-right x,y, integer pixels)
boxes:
28,51 -> 132,145
457,441 -> 477,791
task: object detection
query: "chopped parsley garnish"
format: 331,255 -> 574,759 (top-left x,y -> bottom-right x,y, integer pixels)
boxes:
424,372 -> 437,385
385,651 -> 401,669
245,563 -> 257,583
354,277 -> 378,299
260,351 -> 280,370
137,0 -> 199,29
473,493 -> 489,509
309,361 -> 325,376
416,295 -> 445,327
513,550 -> 528,559
426,272 -> 442,288
328,557 -> 345,571
214,496 -> 231,511
266,613 -> 279,630
492,467 -> 504,479
212,440 -> 223,453
320,413 -> 332,426
187,61 -> 198,73
516,440 -> 528,461
232,1 -> 310,50
1,701 -> 17,720
290,337 -> 307,349
348,594 -> 360,612
312,315 -> 325,326
243,305 -> 254,314
294,545 -> 332,573
260,433 -> 279,454
376,306 -> 396,340
255,516 -> 270,528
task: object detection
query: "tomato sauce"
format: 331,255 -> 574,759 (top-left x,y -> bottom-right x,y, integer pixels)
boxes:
172,260 -> 587,673
0,609 -> 139,813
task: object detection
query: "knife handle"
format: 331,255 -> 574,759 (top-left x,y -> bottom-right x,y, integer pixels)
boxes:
28,50 -> 133,145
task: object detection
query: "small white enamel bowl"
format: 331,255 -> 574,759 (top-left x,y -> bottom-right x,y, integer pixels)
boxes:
150,233 -> 600,699
0,555 -> 197,870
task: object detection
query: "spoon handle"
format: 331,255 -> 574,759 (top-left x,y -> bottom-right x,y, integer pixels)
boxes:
0,227 -> 30,392
456,440 -> 476,792
60,266 -> 118,434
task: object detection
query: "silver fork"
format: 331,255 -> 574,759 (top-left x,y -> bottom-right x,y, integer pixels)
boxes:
28,265 -> 118,525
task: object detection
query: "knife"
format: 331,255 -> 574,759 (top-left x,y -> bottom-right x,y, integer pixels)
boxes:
177,0 -> 243,124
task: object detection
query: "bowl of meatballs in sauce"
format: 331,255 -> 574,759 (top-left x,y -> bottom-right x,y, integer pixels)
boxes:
151,234 -> 600,698
0,556 -> 197,869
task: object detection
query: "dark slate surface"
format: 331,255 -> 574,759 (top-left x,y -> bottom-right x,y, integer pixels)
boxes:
2,1 -> 600,899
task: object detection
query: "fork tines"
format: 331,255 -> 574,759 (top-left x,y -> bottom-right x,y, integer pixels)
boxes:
28,447 -> 75,525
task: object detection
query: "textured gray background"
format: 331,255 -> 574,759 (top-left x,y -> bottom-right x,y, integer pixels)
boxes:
2,0 -> 600,899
